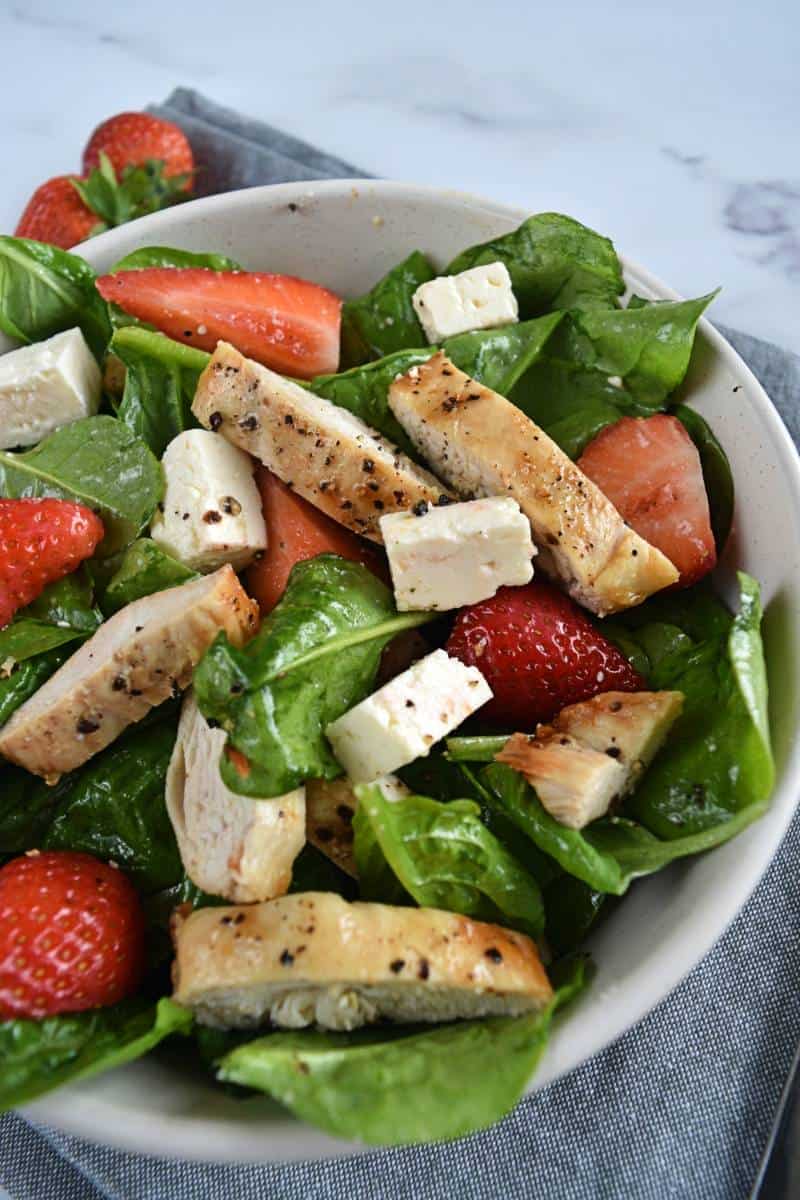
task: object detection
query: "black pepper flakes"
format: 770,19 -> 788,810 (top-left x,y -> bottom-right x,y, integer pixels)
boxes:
484,947 -> 503,963
209,412 -> 223,431
111,676 -> 127,692
362,459 -> 375,474
76,717 -> 100,734
221,496 -> 242,516
238,414 -> 259,432
412,500 -> 429,517
605,746 -> 622,759
389,959 -> 405,974
279,949 -> 295,967
417,958 -> 430,981
203,510 -> 223,524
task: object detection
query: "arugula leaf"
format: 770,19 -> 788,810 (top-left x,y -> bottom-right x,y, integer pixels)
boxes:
0,997 -> 191,1112
102,537 -> 197,614
475,574 -> 773,893
673,402 -> 734,552
0,236 -> 111,359
341,250 -> 435,366
312,316 -> 563,452
354,784 -> 545,938
445,213 -> 624,316
110,327 -> 211,456
111,246 -> 241,272
0,415 -> 163,555
217,957 -> 588,1146
194,556 -> 434,798
0,715 -> 182,892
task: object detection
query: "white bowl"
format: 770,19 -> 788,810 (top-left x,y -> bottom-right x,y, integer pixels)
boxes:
16,180 -> 800,1162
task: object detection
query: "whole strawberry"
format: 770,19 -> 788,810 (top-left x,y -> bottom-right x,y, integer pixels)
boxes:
0,499 -> 104,628
446,580 -> 644,728
0,851 -> 145,1020
82,112 -> 194,191
14,176 -> 102,249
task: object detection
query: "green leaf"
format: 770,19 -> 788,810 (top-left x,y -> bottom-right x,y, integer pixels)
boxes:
673,402 -> 734,552
341,250 -> 435,366
446,735 -> 510,763
0,236 -> 111,359
0,415 -> 163,556
101,537 -> 197,614
354,784 -> 545,938
0,997 -> 191,1112
289,843 -> 358,900
111,246 -> 241,273
568,291 -> 718,405
0,644 -> 73,726
543,874 -> 612,957
444,213 -> 624,317
216,957 -> 588,1146
110,327 -> 211,456
194,555 -> 434,798
311,317 -> 564,453
0,715 -> 183,892
478,574 -> 773,892
73,156 -> 192,232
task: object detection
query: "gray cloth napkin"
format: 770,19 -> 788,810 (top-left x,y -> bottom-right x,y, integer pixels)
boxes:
1,88 -> 799,1200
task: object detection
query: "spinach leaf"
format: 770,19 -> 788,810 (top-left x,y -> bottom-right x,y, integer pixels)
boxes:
0,237 -> 111,359
0,415 -> 163,555
0,644 -> 73,727
354,784 -> 545,938
543,875 -> 613,957
673,402 -> 734,552
0,716 -> 182,892
111,247 -> 241,272
311,316 -> 563,452
0,997 -> 191,1112
102,537 -> 197,614
111,327 -> 211,456
567,291 -> 718,406
216,957 -> 588,1146
445,213 -> 624,316
341,250 -> 434,367
312,349 -> 432,454
194,555 -> 434,798
475,573 -> 773,893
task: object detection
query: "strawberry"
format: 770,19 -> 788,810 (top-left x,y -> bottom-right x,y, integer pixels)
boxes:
14,176 -> 103,250
82,112 -> 194,191
446,580 -> 644,728
577,414 -> 716,587
0,851 -> 145,1020
0,499 -> 104,628
96,268 -> 343,379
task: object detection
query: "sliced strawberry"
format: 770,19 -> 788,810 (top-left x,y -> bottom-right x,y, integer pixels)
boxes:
14,176 -> 103,250
446,580 -> 644,728
82,112 -> 194,191
0,499 -> 104,628
0,851 -> 145,1020
577,414 -> 716,587
247,468 -> 387,614
96,268 -> 342,379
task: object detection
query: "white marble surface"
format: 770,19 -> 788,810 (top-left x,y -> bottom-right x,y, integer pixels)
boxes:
2,0 -> 799,353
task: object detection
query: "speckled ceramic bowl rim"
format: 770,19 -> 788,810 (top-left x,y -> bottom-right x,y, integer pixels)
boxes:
19,179 -> 800,1163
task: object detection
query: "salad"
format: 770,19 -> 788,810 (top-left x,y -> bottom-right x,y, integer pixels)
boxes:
0,211 -> 773,1147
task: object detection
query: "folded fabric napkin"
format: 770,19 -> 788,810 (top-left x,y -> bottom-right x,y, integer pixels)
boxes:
1,87 -> 799,1200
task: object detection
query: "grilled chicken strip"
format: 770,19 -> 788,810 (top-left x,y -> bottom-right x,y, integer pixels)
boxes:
166,692 -> 306,903
0,566 -> 258,781
497,690 -> 684,829
192,342 -> 451,543
172,891 -> 552,1031
388,353 -> 679,615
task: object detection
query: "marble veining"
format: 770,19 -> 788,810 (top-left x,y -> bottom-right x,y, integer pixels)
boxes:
0,0 -> 798,354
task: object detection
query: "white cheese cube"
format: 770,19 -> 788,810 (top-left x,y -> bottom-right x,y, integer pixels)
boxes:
380,497 -> 536,611
326,649 -> 492,783
412,262 -> 519,344
150,430 -> 267,573
0,328 -> 101,449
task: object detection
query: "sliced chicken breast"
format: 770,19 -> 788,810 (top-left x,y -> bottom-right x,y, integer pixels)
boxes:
171,891 -> 552,1030
166,692 -> 306,903
192,342 -> 452,543
388,353 -> 679,615
0,566 -> 258,781
497,690 -> 684,829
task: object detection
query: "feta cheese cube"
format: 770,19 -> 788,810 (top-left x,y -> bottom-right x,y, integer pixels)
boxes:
412,262 -> 518,343
326,649 -> 492,783
0,328 -> 101,449
150,430 -> 267,572
380,497 -> 535,611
